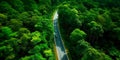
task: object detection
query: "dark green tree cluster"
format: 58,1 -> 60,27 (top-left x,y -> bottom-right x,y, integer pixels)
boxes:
0,0 -> 55,60
58,0 -> 120,60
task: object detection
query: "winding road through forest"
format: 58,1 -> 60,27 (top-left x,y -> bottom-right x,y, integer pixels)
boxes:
53,10 -> 69,60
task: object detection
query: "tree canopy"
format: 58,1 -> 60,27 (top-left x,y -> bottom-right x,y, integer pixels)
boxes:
0,0 -> 55,60
58,0 -> 120,60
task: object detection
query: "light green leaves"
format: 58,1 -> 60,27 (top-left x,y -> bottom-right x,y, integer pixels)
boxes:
70,28 -> 87,41
44,49 -> 53,57
0,27 -> 12,39
31,31 -> 41,45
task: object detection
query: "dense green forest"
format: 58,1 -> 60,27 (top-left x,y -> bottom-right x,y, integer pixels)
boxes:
0,0 -> 120,60
0,0 -> 57,60
58,0 -> 120,60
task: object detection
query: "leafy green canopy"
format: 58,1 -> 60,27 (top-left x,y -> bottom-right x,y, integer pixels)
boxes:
0,0 -> 55,60
70,28 -> 86,41
58,0 -> 120,60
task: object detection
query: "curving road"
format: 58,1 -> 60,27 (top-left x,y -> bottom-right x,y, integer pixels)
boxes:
53,10 -> 69,60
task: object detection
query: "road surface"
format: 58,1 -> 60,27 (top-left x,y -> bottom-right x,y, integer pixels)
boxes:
53,10 -> 69,60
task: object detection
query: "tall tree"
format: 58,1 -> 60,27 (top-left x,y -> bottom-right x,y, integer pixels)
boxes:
70,28 -> 86,43
87,21 -> 103,44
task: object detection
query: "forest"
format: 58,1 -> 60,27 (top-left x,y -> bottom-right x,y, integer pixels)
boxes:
58,0 -> 120,60
0,0 -> 56,60
0,0 -> 120,60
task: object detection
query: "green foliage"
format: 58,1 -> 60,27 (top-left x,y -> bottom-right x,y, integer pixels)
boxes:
21,0 -> 38,11
0,0 -> 54,60
17,28 -> 30,37
70,28 -> 86,42
0,27 -> 12,39
78,3 -> 87,12
0,0 -> 119,60
58,4 -> 81,33
108,47 -> 120,59
93,0 -> 120,7
88,21 -> 103,36
44,49 -> 53,57
73,40 -> 91,59
69,28 -> 87,59
0,45 -> 14,59
6,0 -> 24,12
38,0 -> 51,13
113,27 -> 120,41
28,44 -> 48,54
21,53 -> 46,60
35,17 -> 53,34
31,31 -> 41,45
0,1 -> 19,18
81,48 -> 112,60
0,13 -> 7,25
76,40 -> 91,54
7,19 -> 23,31
18,12 -> 30,21
58,0 -> 120,60
0,13 -> 7,19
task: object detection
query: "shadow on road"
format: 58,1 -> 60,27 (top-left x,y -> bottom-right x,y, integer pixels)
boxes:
61,54 -> 68,60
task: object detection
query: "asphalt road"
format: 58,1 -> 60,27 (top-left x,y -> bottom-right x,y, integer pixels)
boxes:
53,11 -> 69,60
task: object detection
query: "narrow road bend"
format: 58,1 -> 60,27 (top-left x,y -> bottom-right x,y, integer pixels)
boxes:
53,10 -> 69,60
